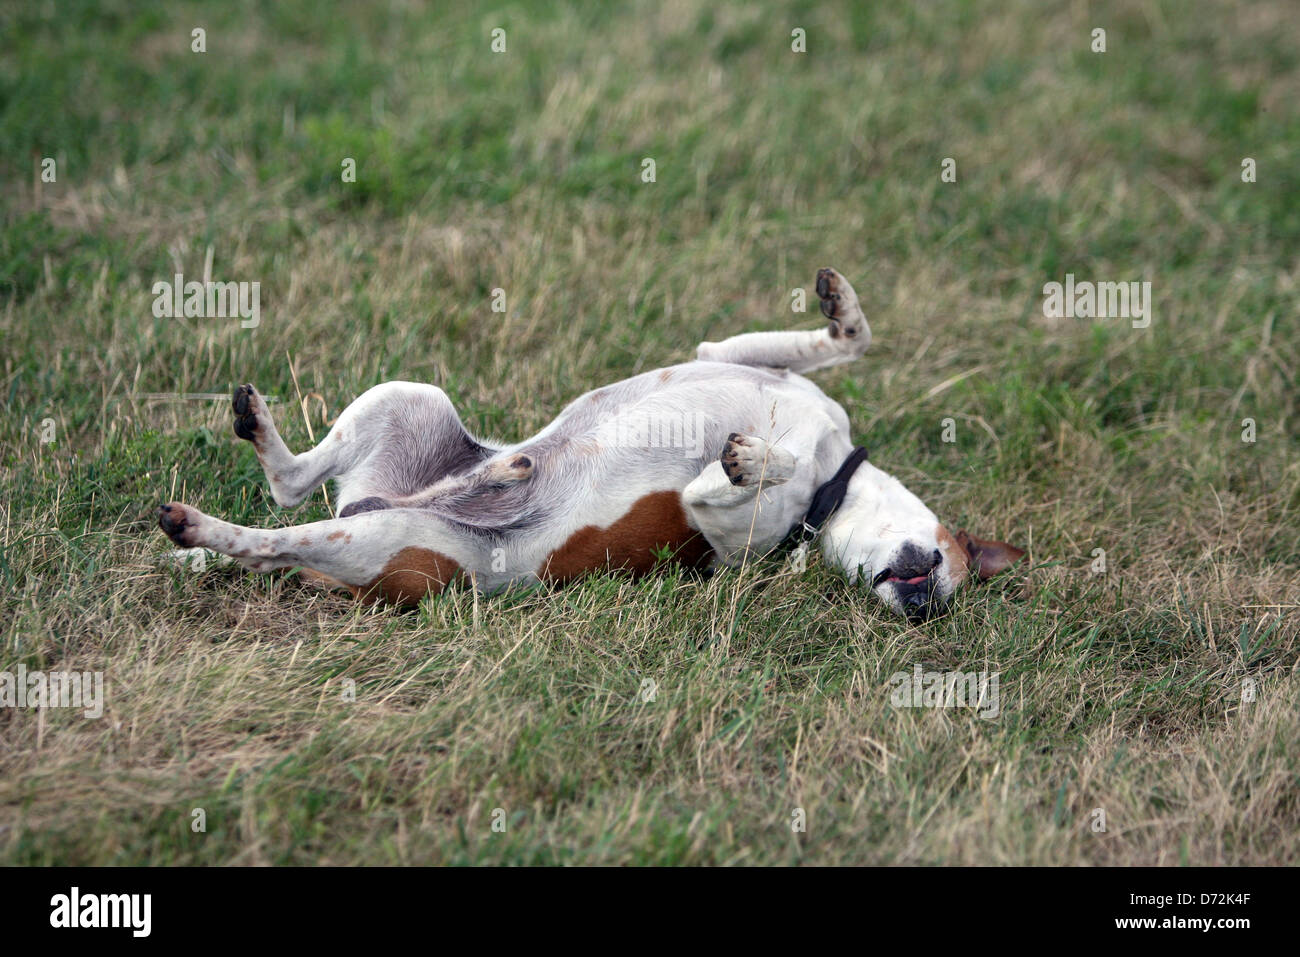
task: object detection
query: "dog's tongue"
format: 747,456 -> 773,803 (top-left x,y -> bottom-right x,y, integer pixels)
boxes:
892,575 -> 928,585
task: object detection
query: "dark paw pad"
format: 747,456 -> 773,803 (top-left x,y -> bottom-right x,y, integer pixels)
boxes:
158,503 -> 195,546
816,267 -> 846,325
814,267 -> 864,340
232,384 -> 259,441
720,433 -> 751,485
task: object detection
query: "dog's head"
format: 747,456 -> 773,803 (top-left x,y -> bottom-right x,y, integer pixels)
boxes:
819,460 -> 1024,620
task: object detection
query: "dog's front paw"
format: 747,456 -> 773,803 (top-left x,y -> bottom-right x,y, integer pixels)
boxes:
815,267 -> 868,343
158,502 -> 204,547
232,383 -> 265,443
720,433 -> 793,487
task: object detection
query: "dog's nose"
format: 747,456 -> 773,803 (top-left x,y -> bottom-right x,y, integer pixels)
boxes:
892,547 -> 944,582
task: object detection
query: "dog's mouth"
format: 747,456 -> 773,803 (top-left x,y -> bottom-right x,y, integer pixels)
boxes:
871,563 -> 948,622
873,566 -> 935,590
871,556 -> 943,589
887,573 -> 929,585
872,567 -> 930,588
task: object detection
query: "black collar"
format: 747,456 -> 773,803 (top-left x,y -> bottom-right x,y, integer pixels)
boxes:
788,446 -> 870,544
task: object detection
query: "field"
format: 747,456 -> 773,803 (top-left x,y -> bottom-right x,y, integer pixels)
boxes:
2,0 -> 1298,865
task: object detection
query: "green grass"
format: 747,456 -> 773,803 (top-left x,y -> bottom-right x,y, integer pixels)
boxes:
1,0 -> 1298,864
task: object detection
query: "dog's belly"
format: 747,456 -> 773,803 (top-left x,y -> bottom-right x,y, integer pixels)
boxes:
508,361 -> 842,585
357,361 -> 844,598
539,361 -> 801,444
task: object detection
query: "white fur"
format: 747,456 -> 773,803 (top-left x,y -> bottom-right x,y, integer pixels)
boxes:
819,464 -> 964,617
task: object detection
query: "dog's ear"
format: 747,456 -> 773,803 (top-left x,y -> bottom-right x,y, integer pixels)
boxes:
955,530 -> 1025,581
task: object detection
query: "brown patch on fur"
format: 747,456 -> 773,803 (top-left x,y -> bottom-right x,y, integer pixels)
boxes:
936,525 -> 971,587
659,369 -> 673,382
538,490 -> 713,584
327,531 -> 347,541
362,547 -> 463,606
955,529 -> 1026,581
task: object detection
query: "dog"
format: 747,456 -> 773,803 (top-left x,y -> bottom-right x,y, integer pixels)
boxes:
158,267 -> 1024,620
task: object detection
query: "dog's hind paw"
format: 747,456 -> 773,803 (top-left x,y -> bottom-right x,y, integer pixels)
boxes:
158,502 -> 203,547
232,383 -> 265,442
815,267 -> 869,344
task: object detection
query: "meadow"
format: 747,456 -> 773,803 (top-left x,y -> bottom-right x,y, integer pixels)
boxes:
1,0 -> 1297,864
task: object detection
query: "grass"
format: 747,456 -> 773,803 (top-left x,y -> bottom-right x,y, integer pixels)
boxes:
1,0 -> 1298,865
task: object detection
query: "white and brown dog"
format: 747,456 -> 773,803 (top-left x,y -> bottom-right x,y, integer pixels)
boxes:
159,268 -> 1024,620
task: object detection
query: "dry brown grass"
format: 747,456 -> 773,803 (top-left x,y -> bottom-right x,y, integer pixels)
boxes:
1,0 -> 1297,864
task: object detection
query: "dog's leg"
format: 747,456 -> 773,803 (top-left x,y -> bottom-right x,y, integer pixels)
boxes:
231,383 -> 325,507
383,450 -> 536,512
232,381 -> 495,511
684,433 -> 812,563
157,502 -> 479,605
696,267 -> 871,372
